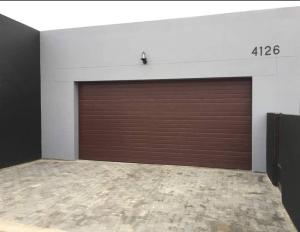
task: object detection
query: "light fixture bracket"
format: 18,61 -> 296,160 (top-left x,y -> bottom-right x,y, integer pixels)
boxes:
141,51 -> 147,64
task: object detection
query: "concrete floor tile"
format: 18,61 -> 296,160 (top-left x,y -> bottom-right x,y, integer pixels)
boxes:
0,160 -> 296,232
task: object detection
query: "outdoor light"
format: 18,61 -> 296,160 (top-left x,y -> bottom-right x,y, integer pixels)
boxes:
141,51 -> 147,64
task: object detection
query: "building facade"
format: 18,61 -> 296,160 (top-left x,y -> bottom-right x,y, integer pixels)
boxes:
40,7 -> 300,172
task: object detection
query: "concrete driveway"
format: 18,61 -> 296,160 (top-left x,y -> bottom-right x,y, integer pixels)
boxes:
0,160 -> 295,232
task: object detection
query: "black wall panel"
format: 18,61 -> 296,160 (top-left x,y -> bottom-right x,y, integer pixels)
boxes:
0,14 -> 41,168
266,113 -> 280,186
278,115 -> 300,230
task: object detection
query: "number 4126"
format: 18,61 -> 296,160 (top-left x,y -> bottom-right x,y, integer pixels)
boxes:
252,45 -> 280,56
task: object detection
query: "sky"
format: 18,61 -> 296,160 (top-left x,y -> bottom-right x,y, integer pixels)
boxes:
0,1 -> 299,31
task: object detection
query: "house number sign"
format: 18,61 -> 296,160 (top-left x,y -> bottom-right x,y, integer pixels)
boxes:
251,45 -> 280,56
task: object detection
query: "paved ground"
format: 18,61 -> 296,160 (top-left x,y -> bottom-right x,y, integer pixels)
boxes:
0,160 -> 296,232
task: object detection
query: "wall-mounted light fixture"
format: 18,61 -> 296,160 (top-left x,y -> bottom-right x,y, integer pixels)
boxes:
141,51 -> 147,64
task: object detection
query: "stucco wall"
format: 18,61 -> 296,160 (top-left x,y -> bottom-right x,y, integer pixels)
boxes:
40,7 -> 300,172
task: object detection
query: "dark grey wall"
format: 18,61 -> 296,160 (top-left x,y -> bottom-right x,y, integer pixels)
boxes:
278,114 -> 300,230
0,14 -> 41,168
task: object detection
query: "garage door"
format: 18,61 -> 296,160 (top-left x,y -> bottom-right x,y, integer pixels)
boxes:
79,78 -> 252,170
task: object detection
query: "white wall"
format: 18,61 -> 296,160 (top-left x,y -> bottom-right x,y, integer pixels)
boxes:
40,7 -> 300,172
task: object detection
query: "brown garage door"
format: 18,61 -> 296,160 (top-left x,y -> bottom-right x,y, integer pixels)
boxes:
79,78 -> 252,170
